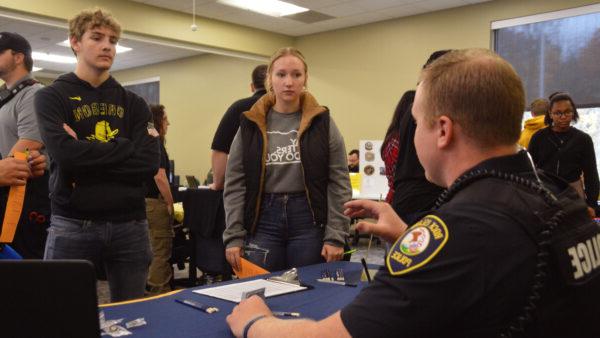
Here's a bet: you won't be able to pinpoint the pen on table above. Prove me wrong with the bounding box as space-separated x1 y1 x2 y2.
175 299 219 314
273 311 301 317
361 258 372 283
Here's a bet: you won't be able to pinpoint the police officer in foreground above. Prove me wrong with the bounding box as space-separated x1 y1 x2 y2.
226 49 600 338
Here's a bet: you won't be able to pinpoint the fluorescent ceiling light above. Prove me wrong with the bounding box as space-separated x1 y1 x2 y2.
217 0 309 17
32 66 43 72
32 52 77 64
57 40 132 54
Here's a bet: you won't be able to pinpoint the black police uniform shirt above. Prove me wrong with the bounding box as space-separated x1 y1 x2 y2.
340 152 600 338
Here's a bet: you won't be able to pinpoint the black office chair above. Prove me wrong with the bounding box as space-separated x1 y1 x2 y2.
182 189 232 285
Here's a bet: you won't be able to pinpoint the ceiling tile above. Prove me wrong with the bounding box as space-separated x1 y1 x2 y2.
129 0 495 36
286 0 348 10
195 2 238 17
351 0 418 11
415 0 468 11
318 2 367 17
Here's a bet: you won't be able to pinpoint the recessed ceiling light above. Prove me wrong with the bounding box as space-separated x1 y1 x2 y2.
32 52 77 64
57 40 132 54
217 0 309 17
32 66 43 72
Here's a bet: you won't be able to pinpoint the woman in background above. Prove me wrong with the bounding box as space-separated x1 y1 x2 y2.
145 104 175 295
223 47 351 272
529 92 599 218
381 90 415 204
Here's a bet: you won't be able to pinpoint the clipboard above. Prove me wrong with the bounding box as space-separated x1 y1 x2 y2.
192 278 309 303
0 152 27 243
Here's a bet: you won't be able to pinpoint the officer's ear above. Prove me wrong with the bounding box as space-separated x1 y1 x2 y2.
436 115 454 149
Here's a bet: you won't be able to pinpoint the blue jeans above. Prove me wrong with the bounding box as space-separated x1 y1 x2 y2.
246 193 324 272
44 215 152 302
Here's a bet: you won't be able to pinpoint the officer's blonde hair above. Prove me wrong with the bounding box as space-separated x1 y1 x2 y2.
419 49 525 148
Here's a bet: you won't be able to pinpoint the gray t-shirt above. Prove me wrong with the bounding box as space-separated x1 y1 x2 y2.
264 108 305 193
0 75 44 157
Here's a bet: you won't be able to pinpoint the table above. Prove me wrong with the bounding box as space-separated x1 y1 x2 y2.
101 261 371 338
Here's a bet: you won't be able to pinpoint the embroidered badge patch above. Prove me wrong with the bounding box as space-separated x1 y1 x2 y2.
387 215 449 276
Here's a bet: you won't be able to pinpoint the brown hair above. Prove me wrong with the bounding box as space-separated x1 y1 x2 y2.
149 104 167 144
252 64 267 90
419 49 525 148
529 98 550 117
69 8 121 49
265 47 308 92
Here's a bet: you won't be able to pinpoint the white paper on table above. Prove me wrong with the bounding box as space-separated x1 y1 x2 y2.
192 279 307 303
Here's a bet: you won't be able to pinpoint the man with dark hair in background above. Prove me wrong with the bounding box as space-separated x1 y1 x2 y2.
518 98 549 149
210 64 268 190
347 149 359 173
0 32 49 258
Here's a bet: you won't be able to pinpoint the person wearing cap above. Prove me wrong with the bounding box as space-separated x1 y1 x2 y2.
0 31 49 258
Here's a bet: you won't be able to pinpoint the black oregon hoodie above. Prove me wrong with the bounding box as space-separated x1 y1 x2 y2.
34 73 159 221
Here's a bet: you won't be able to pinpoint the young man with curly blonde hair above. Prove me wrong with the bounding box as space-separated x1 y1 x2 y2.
35 8 159 301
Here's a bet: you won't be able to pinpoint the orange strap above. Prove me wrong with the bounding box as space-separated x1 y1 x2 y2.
0 152 27 243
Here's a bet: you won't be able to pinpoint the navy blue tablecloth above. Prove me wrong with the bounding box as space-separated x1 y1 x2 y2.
101 261 375 338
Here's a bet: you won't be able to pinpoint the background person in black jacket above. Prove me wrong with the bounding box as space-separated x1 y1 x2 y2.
34 8 159 302
390 51 449 224
528 92 599 217
210 64 267 191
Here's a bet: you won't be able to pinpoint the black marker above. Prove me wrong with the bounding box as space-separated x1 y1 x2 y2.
361 258 372 283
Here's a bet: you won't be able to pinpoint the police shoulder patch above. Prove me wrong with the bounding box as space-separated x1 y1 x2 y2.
386 214 449 276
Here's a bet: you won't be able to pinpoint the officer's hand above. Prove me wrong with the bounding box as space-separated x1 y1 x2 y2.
27 150 46 178
321 243 343 262
344 200 408 243
226 246 244 272
0 157 30 186
227 295 273 338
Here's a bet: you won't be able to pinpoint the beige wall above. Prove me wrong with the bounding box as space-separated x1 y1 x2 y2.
0 0 292 57
295 0 599 154
113 54 262 179
71 0 600 178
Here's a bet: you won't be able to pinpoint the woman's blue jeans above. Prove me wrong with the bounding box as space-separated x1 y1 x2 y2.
246 193 324 272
